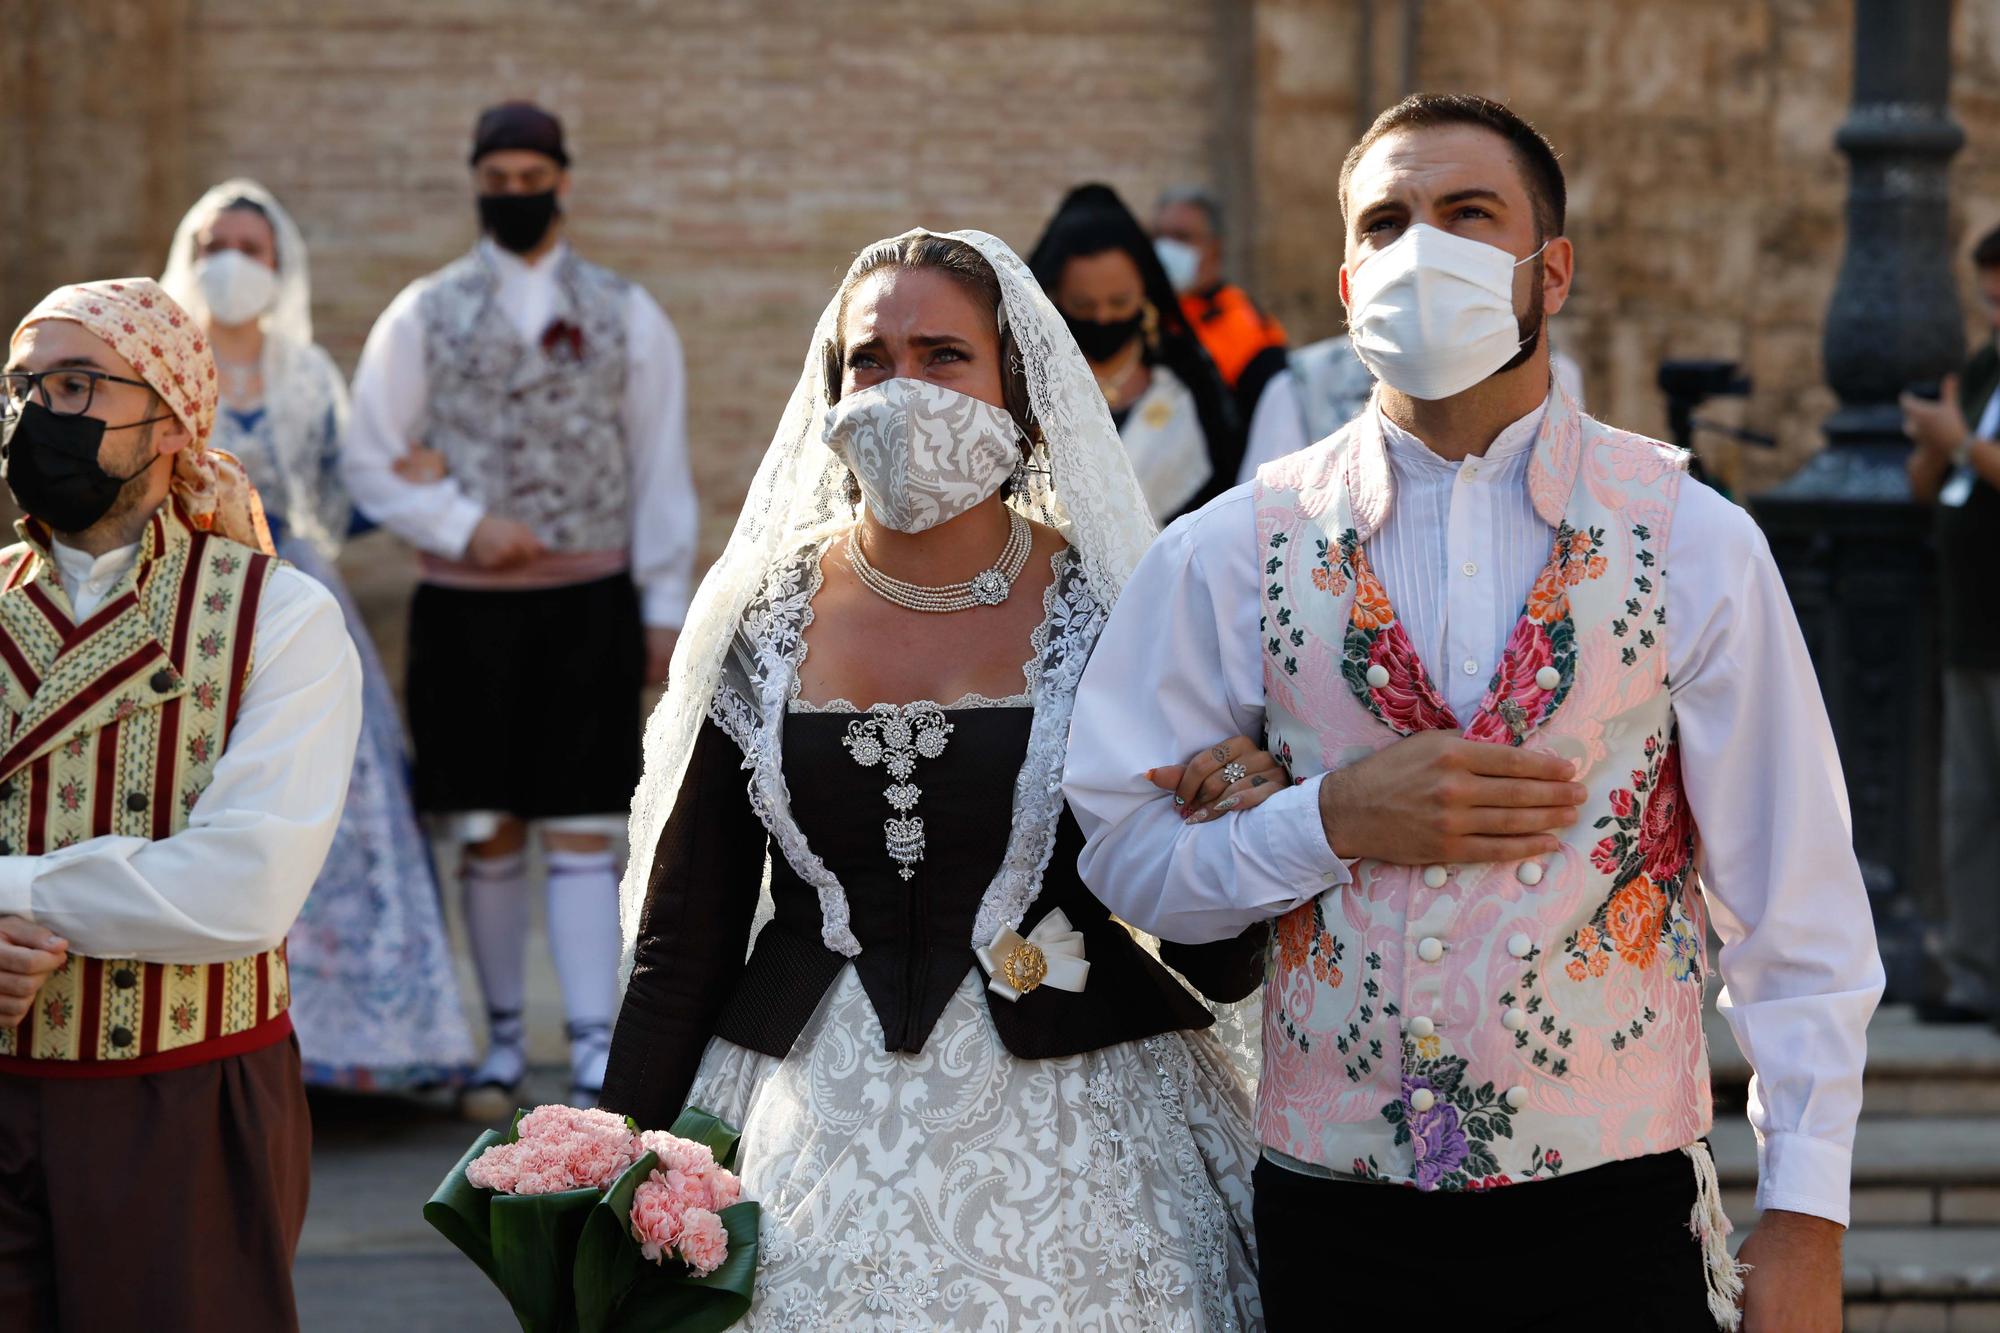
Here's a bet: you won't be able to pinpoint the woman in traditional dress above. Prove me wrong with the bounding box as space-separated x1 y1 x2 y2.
161 180 474 1090
1028 184 1246 526
602 230 1283 1330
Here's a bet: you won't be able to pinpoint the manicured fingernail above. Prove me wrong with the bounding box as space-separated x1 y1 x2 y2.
1187 809 1211 824
1212 795 1242 813
1145 768 1156 782
1172 795 1186 807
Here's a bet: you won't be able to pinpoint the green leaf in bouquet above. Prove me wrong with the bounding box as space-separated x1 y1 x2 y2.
594 1201 761 1333
666 1106 742 1169
574 1150 658 1333
421 1127 508 1282
489 1185 603 1333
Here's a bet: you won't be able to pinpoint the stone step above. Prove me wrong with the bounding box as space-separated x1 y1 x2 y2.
1844 1301 2000 1332
1823 1228 2000 1305
1710 1115 2000 1229
1707 1002 2000 1117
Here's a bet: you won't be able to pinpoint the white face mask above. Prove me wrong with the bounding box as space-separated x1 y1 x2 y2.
1154 237 1201 294
1345 224 1547 401
823 377 1022 533
193 249 279 328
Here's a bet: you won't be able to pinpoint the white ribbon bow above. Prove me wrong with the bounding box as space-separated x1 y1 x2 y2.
975 909 1090 1002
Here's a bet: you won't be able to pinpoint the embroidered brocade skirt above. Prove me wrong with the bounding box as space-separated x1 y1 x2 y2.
685 965 1263 1332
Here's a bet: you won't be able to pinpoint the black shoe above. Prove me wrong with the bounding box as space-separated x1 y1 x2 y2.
1916 999 1991 1024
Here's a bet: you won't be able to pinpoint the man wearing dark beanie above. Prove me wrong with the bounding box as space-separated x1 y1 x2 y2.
343 100 698 1114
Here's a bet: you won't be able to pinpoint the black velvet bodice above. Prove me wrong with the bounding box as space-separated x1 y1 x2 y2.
600 713 1267 1132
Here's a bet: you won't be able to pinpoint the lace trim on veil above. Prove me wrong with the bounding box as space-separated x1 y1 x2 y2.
621 228 1158 977
711 540 1100 958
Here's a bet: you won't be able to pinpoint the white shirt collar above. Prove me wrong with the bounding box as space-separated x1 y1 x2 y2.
479 236 569 281
1376 394 1551 474
50 538 137 588
50 538 139 618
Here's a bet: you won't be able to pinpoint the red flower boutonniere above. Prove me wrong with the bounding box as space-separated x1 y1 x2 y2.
540 318 585 363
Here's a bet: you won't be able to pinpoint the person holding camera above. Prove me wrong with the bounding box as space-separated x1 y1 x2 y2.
1905 224 2000 1028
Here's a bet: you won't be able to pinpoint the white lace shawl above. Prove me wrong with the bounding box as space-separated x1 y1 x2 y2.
620 228 1158 970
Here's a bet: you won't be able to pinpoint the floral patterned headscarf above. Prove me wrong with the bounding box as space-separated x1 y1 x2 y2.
11 278 273 554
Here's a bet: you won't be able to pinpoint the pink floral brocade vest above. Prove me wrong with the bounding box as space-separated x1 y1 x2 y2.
1251 385 1711 1191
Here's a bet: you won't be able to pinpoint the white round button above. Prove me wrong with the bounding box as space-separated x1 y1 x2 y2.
1462 659 1480 676
1517 861 1545 887
1461 562 1478 578
1365 663 1390 688
1417 936 1444 963
1505 1085 1529 1110
1422 864 1449 889
1507 932 1533 959
1535 666 1561 691
1409 1015 1436 1038
1502 1006 1528 1031
1409 1088 1436 1113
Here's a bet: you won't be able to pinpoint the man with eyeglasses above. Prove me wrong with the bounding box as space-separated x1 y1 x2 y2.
0 278 361 1330
342 101 697 1115
1904 223 2000 1030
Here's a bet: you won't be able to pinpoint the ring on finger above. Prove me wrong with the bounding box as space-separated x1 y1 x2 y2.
1220 761 1248 786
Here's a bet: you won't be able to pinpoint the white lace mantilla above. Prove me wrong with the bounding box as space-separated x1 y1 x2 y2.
711 541 1100 958
620 228 1159 973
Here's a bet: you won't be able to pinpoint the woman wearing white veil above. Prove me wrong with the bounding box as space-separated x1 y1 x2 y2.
161 181 474 1090
603 230 1280 1330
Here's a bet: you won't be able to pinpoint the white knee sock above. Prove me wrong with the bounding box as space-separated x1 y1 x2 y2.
462 849 530 1086
544 847 622 1094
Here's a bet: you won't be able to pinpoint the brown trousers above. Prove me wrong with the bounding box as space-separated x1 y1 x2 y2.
0 1035 311 1332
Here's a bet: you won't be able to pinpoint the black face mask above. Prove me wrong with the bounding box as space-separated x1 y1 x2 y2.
478 190 561 254
1064 310 1146 365
1 401 157 534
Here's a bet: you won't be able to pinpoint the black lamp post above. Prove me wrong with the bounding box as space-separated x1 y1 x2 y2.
1750 0 1964 1001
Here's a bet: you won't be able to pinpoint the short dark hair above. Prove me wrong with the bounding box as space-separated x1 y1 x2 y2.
1340 93 1566 241
1157 185 1223 238
822 233 1041 452
1974 224 2000 271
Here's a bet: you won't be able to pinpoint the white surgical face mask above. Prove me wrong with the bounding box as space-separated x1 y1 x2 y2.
1345 224 1547 401
1154 237 1201 294
193 249 279 328
823 377 1021 533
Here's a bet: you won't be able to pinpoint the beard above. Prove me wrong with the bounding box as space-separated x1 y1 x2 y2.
93 418 163 534
1495 255 1546 377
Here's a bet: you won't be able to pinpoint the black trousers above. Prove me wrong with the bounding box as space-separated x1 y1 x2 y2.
1254 1149 1719 1331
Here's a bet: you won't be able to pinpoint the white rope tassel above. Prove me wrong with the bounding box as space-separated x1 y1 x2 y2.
1683 1140 1747 1330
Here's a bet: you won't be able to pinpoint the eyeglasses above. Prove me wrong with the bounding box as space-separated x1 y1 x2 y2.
0 368 155 420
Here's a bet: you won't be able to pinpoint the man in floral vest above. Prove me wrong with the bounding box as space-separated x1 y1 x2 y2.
1067 94 1882 1332
0 279 360 1330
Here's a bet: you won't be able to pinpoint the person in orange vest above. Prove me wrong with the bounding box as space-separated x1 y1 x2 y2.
1154 186 1290 422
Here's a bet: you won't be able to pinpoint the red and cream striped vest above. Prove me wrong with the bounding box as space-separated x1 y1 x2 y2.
0 501 285 1077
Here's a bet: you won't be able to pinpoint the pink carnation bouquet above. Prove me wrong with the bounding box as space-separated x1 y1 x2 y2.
425 1104 758 1333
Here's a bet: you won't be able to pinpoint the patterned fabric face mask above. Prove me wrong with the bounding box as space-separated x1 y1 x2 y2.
822 377 1021 533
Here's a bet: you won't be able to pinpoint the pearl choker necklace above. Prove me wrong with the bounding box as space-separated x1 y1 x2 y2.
849 510 1031 614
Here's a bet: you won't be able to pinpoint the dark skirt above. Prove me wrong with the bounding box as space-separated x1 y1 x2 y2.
0 1036 312 1332
407 574 644 819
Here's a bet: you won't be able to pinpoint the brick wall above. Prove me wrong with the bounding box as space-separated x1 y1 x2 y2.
183 0 1238 556
5 0 2000 523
